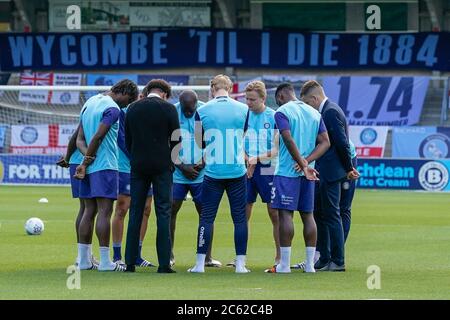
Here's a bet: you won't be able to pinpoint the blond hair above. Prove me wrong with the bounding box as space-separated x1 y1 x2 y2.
245 80 267 99
210 74 233 92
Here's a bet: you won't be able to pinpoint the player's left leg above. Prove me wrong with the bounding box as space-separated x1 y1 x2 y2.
96 197 123 271
226 175 250 273
112 194 130 264
267 204 281 265
74 199 85 265
300 213 317 273
255 169 280 265
75 199 84 244
135 195 155 267
226 175 256 268
274 209 294 273
189 176 224 273
190 183 222 267
78 198 98 270
298 177 317 273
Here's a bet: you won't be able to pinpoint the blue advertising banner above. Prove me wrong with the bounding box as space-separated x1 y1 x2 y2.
0 30 449 71
86 74 138 86
392 127 450 159
1 154 449 192
137 75 189 86
322 76 429 126
0 154 70 185
356 158 450 192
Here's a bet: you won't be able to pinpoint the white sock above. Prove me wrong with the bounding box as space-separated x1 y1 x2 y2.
305 247 316 266
314 251 320 264
235 255 250 273
235 255 245 268
277 247 291 272
87 244 92 259
305 247 316 273
196 253 206 267
188 254 206 272
78 243 90 268
99 247 113 268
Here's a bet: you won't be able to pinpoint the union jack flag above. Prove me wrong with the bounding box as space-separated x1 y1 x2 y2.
20 71 54 86
18 71 54 104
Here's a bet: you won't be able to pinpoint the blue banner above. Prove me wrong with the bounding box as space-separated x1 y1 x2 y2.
357 158 450 192
322 76 429 126
1 154 449 192
0 30 449 71
392 127 450 159
86 74 138 86
0 154 70 185
137 75 189 86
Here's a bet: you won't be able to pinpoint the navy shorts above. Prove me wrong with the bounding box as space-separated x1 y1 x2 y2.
79 169 118 200
173 182 202 204
247 164 274 204
118 172 153 197
270 175 315 213
69 164 80 199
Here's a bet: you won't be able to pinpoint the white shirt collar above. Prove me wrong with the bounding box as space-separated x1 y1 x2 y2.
147 93 161 98
319 97 328 113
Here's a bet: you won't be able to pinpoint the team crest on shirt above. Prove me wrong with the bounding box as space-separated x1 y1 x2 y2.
264 122 270 129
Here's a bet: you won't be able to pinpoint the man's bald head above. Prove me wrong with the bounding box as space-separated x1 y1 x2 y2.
179 90 199 118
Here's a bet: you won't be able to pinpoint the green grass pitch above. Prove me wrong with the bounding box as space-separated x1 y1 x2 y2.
0 186 449 300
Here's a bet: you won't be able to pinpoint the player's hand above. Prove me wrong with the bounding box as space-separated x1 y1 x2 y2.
247 163 256 179
346 168 360 180
56 156 70 168
181 165 199 180
293 163 302 172
299 157 308 168
303 167 319 181
193 162 205 171
74 164 86 180
247 156 258 166
294 157 309 173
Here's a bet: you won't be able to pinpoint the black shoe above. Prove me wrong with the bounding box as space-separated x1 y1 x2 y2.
125 264 135 272
314 260 330 271
157 266 176 273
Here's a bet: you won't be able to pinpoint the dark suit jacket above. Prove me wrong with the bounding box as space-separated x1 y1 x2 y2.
316 99 353 182
125 96 180 175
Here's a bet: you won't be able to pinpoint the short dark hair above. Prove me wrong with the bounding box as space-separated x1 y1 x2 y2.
111 79 139 101
143 79 172 98
275 83 294 97
300 80 322 97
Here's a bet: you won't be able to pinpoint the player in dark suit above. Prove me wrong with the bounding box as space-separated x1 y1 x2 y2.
124 79 180 273
300 80 359 272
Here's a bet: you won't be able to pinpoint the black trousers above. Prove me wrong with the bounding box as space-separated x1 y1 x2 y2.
314 178 345 266
340 157 357 243
125 169 173 268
